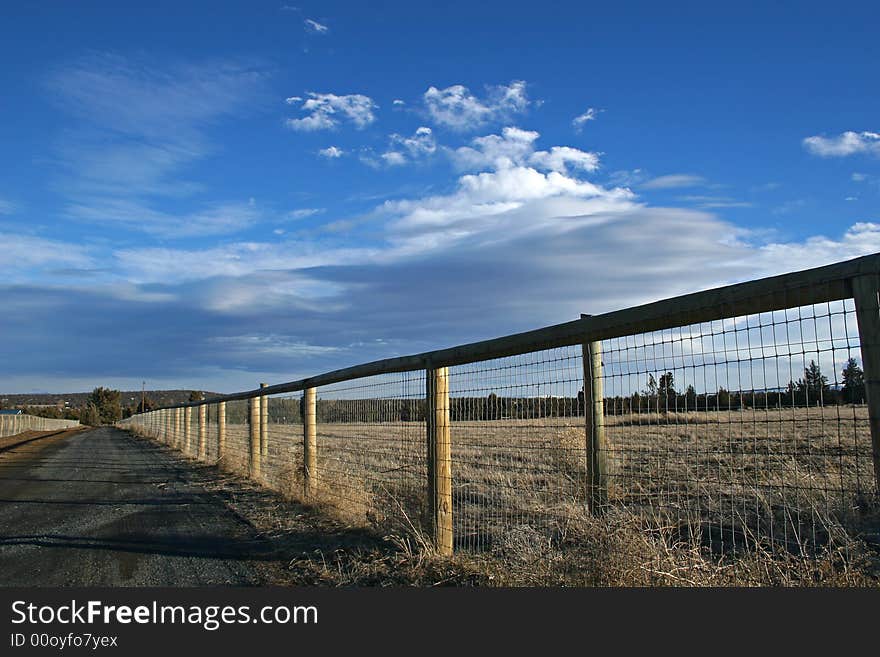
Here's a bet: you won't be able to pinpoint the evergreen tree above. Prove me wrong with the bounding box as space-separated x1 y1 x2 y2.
797 360 829 405
841 357 865 404
85 387 122 425
658 371 676 411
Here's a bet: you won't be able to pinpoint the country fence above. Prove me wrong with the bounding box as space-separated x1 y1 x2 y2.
0 414 79 438
119 253 880 576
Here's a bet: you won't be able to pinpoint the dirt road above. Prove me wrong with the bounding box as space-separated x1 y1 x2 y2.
0 427 297 586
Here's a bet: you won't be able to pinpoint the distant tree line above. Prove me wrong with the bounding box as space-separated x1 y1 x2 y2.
87 359 866 426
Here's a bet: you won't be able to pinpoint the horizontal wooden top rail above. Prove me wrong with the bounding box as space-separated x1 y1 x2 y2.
142 252 880 411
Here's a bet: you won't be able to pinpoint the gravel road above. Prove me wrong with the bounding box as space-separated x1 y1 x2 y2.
0 427 291 586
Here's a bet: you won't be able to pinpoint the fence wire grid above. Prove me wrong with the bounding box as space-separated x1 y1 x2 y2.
121 263 880 582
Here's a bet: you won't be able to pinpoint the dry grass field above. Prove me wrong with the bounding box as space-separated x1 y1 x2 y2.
128 403 880 585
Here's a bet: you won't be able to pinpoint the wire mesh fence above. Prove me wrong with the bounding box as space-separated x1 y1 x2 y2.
117 255 880 581
313 371 427 532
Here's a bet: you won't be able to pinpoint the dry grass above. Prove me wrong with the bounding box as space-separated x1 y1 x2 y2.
125 405 880 586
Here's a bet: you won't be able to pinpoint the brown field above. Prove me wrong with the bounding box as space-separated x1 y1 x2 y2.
128 404 880 585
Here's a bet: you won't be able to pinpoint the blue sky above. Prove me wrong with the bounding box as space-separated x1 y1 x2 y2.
1 1 878 394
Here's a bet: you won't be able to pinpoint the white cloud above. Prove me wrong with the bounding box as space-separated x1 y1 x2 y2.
851 172 880 188
803 131 880 157
530 146 600 173
47 54 266 236
286 92 378 131
66 199 261 238
381 151 407 166
640 174 707 190
449 126 599 174
287 208 325 220
772 198 809 215
392 99 405 106
363 127 439 168
115 241 379 284
0 199 17 215
304 18 329 33
0 233 94 280
383 126 437 164
572 107 599 131
676 195 752 209
423 81 529 130
210 334 339 357
318 145 345 158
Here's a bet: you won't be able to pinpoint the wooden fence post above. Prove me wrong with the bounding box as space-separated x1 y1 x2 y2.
184 407 192 455
198 404 207 460
303 388 317 498
853 274 880 493
427 366 453 555
249 395 261 479
175 408 182 449
218 401 226 460
260 383 269 460
582 331 608 513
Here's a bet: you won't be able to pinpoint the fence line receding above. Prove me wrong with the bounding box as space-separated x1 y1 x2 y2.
119 253 880 575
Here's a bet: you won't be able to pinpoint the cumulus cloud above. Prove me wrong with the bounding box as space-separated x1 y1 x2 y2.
450 127 599 174
286 92 378 131
803 131 880 157
318 145 345 158
423 81 529 130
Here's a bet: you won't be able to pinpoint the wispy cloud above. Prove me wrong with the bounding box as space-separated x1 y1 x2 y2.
803 131 880 157
0 198 17 215
65 198 261 238
676 195 752 209
640 174 707 190
286 208 325 220
852 172 880 189
572 107 600 131
304 18 329 34
46 53 268 237
377 127 437 166
285 92 378 131
0 233 94 282
772 198 809 215
423 81 529 131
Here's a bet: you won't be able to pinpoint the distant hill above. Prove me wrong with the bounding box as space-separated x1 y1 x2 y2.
0 390 222 410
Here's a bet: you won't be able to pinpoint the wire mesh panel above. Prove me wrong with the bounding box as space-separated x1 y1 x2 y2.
314 372 427 534
600 295 872 566
263 394 303 495
447 346 586 552
203 403 220 462
221 399 251 478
